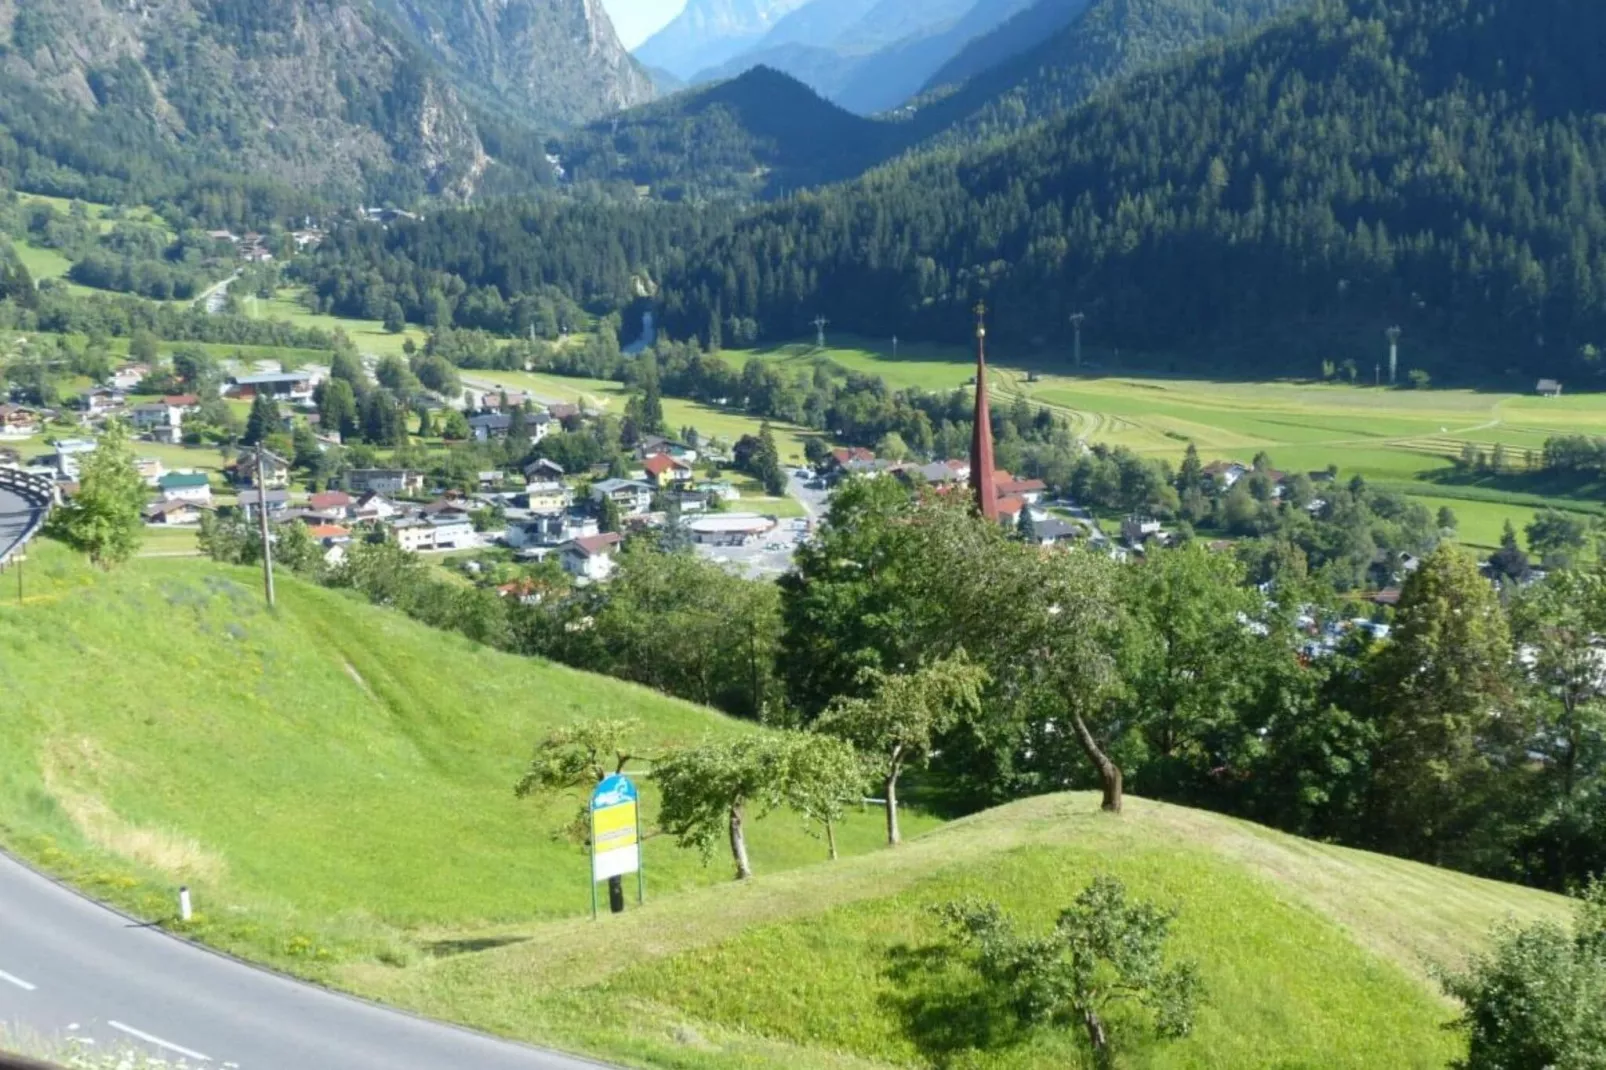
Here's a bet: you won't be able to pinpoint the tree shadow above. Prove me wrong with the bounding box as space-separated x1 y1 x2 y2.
422 935 531 958
880 940 1029 1066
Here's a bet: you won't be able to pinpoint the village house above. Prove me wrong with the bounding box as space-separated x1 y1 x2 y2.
230 449 291 490
238 489 291 522
135 457 166 487
547 403 581 424
110 364 150 391
1025 516 1083 547
83 387 126 418
560 532 624 582
0 404 42 436
51 439 99 480
524 458 566 488
391 518 436 553
1202 461 1249 490
346 469 425 497
590 478 654 516
307 490 354 517
229 371 315 402
643 453 695 489
506 511 599 549
351 491 399 522
130 396 196 444
1122 515 1166 547
143 500 211 526
427 513 476 550
523 484 571 514
1536 378 1564 398
996 473 1049 504
158 472 212 505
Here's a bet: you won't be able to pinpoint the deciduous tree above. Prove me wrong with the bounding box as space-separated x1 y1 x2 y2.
47 420 144 568
937 876 1201 1070
816 654 987 845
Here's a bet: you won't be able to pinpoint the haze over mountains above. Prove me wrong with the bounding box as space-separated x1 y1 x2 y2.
641 0 1050 114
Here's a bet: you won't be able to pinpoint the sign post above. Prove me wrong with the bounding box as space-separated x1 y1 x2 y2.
589 774 644 919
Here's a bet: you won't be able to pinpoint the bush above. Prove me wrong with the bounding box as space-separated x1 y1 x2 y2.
1444 881 1606 1069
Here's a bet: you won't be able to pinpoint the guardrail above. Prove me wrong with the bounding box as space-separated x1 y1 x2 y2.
0 464 55 570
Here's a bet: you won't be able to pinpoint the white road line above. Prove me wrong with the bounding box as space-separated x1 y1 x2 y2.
0 968 36 991
107 1021 212 1062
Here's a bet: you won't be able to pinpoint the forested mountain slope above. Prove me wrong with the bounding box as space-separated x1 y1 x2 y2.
0 0 646 206
920 0 1094 95
904 0 1306 146
557 66 889 200
659 0 1606 382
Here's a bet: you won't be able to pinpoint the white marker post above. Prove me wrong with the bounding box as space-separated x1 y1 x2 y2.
178 886 192 922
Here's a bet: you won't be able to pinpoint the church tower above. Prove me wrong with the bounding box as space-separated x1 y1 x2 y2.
969 302 998 521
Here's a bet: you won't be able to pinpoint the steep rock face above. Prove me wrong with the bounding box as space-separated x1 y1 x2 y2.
0 0 490 200
381 0 654 124
633 0 810 81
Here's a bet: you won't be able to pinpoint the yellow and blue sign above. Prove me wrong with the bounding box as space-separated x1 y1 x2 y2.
590 774 641 883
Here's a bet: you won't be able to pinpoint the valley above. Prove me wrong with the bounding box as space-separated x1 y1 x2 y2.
3 0 1605 1067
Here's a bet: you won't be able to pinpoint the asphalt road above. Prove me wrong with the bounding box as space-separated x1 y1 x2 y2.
0 853 606 1069
0 485 45 565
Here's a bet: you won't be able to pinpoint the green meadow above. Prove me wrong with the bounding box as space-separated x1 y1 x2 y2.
740 337 1606 548
0 545 931 980
0 544 1572 1069
354 793 1564 1069
241 287 429 358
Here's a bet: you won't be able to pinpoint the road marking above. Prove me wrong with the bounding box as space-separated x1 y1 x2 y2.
0 968 36 991
107 1021 211 1062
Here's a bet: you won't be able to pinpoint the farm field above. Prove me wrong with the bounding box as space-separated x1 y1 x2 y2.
0 545 936 983
740 338 1606 546
461 368 820 464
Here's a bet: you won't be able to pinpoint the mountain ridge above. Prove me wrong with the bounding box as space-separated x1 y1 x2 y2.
0 0 649 204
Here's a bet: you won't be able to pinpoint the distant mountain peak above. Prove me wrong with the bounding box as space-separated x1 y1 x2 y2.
634 0 813 80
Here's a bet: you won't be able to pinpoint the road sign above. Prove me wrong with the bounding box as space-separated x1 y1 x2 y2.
589 774 644 916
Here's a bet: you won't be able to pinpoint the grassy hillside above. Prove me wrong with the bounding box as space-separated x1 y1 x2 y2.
351 792 1567 1069
0 543 930 977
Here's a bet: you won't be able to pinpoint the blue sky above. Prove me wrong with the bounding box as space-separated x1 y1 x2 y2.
602 0 687 50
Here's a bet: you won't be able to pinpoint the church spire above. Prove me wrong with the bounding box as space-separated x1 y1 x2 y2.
969 301 998 521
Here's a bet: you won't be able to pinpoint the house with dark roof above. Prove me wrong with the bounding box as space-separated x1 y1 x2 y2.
1537 378 1564 397
590 478 654 516
560 532 624 582
230 449 291 490
238 489 292 522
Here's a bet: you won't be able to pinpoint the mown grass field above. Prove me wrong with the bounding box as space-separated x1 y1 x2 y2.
0 544 932 981
740 337 1606 548
242 288 428 358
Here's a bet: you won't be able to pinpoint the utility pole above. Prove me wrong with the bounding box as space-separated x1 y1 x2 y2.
1386 325 1401 386
812 315 829 349
1070 311 1086 370
891 335 899 359
256 443 276 609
